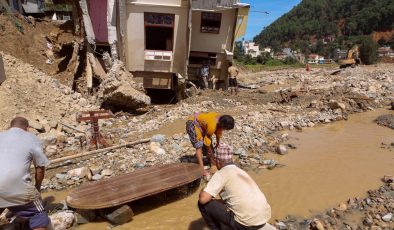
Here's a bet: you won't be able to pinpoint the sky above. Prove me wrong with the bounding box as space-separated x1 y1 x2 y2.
240 0 302 41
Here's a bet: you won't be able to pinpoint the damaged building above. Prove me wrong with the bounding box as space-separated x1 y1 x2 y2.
122 0 249 92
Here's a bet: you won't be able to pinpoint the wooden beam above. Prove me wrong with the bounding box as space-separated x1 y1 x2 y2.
50 138 150 165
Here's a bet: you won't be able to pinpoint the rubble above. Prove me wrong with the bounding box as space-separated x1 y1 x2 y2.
97 60 151 111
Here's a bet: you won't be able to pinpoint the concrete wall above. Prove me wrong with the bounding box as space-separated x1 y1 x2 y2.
190 9 236 53
87 0 108 43
129 0 187 7
125 1 188 76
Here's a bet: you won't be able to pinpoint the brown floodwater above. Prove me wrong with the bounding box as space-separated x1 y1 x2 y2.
44 109 394 229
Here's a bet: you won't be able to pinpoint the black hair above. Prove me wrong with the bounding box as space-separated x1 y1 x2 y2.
218 115 235 130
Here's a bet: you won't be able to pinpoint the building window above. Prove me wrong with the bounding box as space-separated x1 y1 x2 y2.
144 13 174 51
201 12 221 34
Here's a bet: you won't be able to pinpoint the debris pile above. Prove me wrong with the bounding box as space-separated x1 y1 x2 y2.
97 60 151 111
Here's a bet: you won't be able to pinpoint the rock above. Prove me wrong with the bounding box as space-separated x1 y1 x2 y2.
55 173 67 180
49 211 75 230
97 60 150 110
310 218 325 230
38 132 57 145
275 221 287 229
92 174 103 181
78 98 88 107
383 175 394 183
89 165 103 175
104 205 134 225
67 167 91 180
101 169 113 177
242 126 253 133
276 145 288 155
149 142 166 155
29 120 44 132
74 210 96 224
45 145 57 157
328 100 346 111
335 203 347 211
151 134 166 143
382 213 392 222
234 148 246 156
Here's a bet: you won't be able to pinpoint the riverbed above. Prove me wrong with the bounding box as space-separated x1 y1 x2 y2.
44 109 394 229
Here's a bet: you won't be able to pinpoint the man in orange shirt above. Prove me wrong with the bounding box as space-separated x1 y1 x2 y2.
186 112 235 177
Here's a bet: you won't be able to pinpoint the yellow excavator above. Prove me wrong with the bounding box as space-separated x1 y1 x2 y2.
338 45 361 68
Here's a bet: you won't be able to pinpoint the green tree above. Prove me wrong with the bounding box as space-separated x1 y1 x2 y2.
359 37 378 65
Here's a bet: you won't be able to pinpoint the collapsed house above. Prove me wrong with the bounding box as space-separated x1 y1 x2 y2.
125 0 249 92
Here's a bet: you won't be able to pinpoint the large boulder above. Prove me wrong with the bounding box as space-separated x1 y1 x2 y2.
97 61 150 110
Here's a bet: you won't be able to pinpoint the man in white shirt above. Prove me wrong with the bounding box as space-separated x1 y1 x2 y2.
198 143 276 230
0 117 50 230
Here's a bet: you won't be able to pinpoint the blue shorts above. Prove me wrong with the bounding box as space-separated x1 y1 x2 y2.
2 199 50 229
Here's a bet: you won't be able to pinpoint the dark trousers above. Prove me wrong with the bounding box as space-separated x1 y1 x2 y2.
198 200 265 230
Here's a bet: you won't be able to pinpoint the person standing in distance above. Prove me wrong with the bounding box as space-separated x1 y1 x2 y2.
228 62 239 95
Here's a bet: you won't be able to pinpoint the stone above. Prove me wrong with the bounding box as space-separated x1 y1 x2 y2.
55 173 67 180
67 167 91 180
335 203 347 211
101 169 113 177
89 165 103 175
97 60 150 110
151 134 166 143
92 174 103 181
383 175 394 183
74 210 96 224
276 145 288 155
38 132 57 145
242 126 253 133
29 120 44 132
382 213 392 222
45 145 57 157
49 211 75 230
104 205 134 225
149 142 166 155
234 148 246 156
310 218 325 230
275 221 287 230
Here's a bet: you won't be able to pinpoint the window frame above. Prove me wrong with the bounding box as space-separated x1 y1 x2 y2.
200 12 222 34
144 12 175 52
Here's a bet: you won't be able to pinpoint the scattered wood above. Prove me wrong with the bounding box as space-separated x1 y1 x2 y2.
346 96 375 101
0 54 6 84
268 108 287 113
50 138 150 165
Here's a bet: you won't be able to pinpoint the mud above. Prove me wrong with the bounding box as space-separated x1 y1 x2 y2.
42 109 394 229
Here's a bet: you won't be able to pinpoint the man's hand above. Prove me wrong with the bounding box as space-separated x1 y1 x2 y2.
35 166 46 192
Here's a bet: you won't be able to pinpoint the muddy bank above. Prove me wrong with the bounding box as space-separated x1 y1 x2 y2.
375 114 394 129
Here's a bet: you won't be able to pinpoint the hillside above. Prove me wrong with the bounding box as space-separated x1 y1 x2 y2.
254 0 394 52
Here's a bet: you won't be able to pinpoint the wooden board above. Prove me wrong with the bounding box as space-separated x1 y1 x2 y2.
66 163 202 209
0 54 6 84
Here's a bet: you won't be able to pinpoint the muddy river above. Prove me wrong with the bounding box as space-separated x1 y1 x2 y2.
45 109 394 229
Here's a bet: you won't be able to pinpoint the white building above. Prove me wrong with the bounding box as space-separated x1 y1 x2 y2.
242 41 261 58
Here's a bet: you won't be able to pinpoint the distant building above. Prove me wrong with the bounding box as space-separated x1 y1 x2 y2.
262 47 271 53
242 41 261 58
274 52 288 60
378 47 394 58
308 54 319 64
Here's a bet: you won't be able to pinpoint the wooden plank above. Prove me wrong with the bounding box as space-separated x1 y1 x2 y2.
66 163 202 209
0 54 5 84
